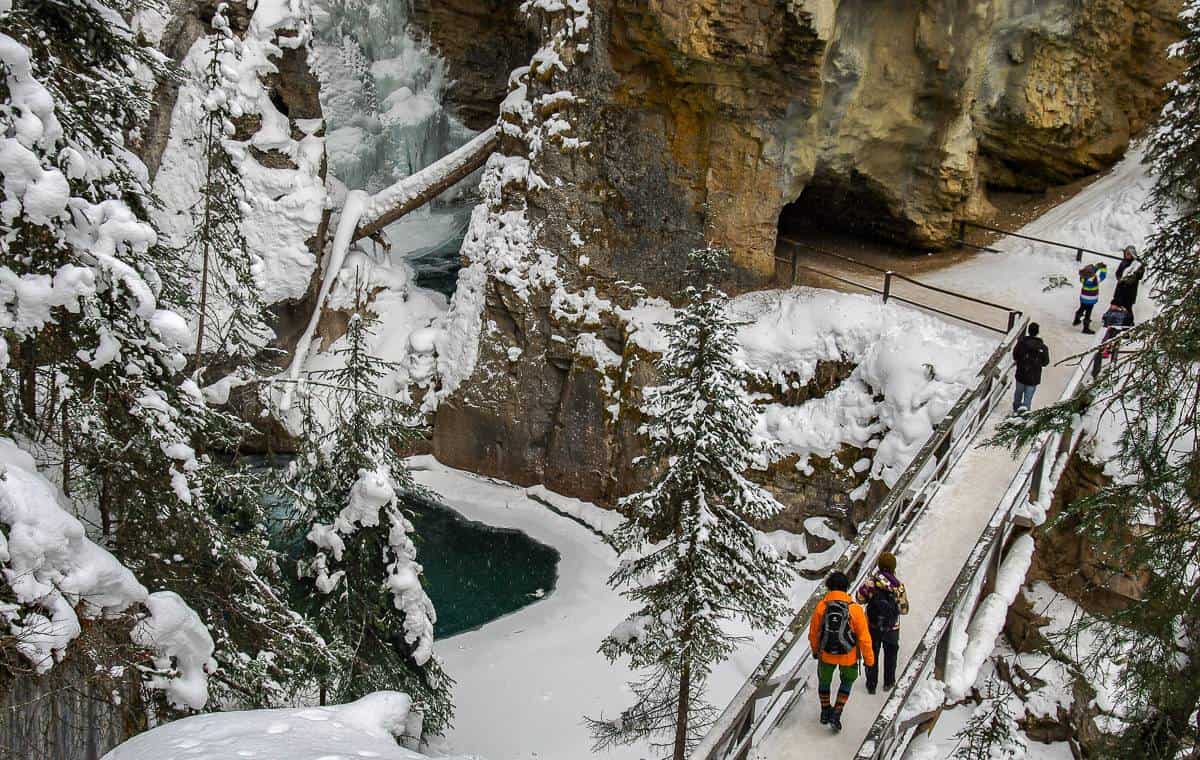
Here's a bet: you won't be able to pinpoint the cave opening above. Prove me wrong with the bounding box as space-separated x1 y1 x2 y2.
777 172 902 249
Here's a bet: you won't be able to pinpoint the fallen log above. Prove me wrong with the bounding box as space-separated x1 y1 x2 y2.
352 126 500 243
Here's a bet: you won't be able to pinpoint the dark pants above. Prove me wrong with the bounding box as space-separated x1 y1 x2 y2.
865 629 899 690
1074 302 1095 327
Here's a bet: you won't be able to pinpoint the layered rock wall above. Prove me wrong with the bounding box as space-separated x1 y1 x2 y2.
414 0 1181 523
420 0 1181 270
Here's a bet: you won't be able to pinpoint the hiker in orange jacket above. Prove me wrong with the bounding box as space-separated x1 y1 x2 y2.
809 571 875 732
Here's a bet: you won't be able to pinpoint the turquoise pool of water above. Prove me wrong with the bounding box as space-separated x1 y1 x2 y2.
405 493 559 638
257 460 558 638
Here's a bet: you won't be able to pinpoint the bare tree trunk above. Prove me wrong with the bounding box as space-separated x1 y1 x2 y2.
674 650 692 760
61 402 71 496
19 336 36 420
99 470 112 539
193 108 218 369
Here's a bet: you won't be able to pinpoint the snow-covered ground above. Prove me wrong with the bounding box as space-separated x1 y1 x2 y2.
410 456 821 760
926 149 1159 338
103 692 479 760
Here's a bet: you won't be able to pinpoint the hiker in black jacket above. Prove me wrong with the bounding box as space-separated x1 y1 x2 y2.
1012 322 1050 413
1112 258 1144 322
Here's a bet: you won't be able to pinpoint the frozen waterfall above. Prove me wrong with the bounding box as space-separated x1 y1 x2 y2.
311 0 476 295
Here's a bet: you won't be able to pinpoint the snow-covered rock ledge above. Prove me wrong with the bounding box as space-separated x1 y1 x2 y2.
102 692 480 760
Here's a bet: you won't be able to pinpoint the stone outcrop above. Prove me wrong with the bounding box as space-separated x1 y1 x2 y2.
409 0 539 131
418 0 1181 520
142 1 330 372
418 0 1181 273
1024 452 1149 615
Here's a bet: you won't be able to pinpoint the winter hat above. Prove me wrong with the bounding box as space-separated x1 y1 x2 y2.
1123 245 1137 257
878 552 897 573
1028 322 1040 337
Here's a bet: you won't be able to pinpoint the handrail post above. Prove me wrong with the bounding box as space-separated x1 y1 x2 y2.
1007 310 1018 332
1075 247 1084 263
883 271 893 303
790 247 798 286
956 219 966 244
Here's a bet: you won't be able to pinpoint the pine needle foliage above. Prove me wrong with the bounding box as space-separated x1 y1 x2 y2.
188 5 272 372
990 5 1200 755
282 295 453 738
589 249 794 760
1 0 331 718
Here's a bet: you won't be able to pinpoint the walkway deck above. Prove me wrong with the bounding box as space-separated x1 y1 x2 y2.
758 219 1113 758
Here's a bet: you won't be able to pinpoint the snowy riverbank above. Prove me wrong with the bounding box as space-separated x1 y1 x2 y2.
410 457 822 760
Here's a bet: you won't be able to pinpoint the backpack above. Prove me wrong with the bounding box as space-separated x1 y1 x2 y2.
819 600 857 656
867 585 901 633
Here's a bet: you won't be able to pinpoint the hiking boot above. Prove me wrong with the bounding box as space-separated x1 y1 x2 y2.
1083 326 1096 335
830 710 843 732
1072 314 1082 326
883 681 895 692
866 684 876 695
819 706 831 725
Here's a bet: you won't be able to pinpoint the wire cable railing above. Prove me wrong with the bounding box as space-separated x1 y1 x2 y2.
775 239 1022 334
954 220 1124 263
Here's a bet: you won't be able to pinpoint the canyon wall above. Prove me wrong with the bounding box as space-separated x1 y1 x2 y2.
422 0 1181 271
411 0 1180 524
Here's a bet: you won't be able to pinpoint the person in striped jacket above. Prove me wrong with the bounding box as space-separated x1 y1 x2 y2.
1073 262 1108 334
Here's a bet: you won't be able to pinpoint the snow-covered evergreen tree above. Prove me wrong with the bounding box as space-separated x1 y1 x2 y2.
282 297 452 738
0 0 331 717
992 4 1200 755
187 4 272 372
589 248 793 760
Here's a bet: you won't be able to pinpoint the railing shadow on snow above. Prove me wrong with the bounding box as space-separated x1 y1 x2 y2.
691 307 1029 760
851 352 1096 760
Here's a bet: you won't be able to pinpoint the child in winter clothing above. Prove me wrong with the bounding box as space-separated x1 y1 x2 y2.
809 571 874 732
1073 262 1108 334
856 552 910 694
1100 302 1134 360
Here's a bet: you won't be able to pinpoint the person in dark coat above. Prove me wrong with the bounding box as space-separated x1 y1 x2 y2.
1112 259 1144 321
1115 245 1138 280
1012 322 1050 413
856 552 909 695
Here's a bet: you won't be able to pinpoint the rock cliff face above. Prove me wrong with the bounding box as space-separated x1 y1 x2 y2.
142 0 329 367
421 0 1181 266
381 0 1185 536
418 0 1180 520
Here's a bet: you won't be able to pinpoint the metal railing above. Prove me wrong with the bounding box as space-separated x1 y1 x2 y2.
691 316 1028 760
955 220 1123 263
776 240 1021 334
851 354 1095 760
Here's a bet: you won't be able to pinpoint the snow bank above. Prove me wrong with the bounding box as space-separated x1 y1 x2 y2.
102 692 475 760
734 289 994 485
0 438 213 707
943 534 1035 699
153 2 326 312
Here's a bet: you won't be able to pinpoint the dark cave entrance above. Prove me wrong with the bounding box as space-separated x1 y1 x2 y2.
777 171 905 247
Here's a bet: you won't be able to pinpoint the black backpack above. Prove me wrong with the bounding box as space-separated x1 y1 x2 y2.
867 585 901 633
819 600 857 655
